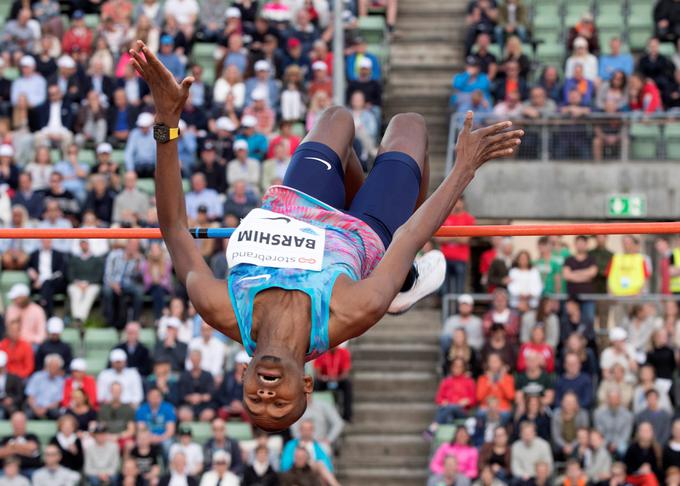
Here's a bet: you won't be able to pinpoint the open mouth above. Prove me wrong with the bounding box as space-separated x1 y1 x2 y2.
258 373 281 385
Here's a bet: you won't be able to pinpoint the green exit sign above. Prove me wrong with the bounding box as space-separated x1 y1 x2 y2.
607 194 646 218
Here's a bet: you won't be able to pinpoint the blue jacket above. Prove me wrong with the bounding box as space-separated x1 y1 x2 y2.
244 78 280 110
236 133 268 162
157 53 185 81
346 52 381 81
280 439 333 472
451 71 491 109
554 372 593 409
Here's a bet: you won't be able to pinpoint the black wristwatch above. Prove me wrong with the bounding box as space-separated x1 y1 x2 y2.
153 123 180 143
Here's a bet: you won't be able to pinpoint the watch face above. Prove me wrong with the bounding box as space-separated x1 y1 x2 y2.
154 125 169 143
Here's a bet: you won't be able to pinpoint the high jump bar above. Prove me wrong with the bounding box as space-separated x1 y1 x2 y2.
4 222 680 239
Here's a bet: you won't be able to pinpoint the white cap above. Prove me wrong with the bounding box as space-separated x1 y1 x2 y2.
212 450 231 464
241 115 257 128
109 348 127 363
254 59 270 72
225 6 241 18
96 142 113 154
233 139 249 151
136 112 155 128
0 351 8 368
216 116 236 132
164 317 181 329
251 89 266 101
359 57 373 69
46 317 64 334
457 294 474 306
57 55 76 69
0 144 14 157
609 327 628 341
235 350 251 364
312 60 328 71
70 358 86 372
7 283 30 300
573 36 588 49
19 55 36 68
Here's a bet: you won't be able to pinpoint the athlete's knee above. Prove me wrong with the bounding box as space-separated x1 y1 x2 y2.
320 105 353 126
389 112 427 133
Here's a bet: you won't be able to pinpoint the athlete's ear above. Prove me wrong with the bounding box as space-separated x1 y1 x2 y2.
303 375 314 394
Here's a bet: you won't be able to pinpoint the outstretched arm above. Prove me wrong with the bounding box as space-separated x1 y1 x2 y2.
336 112 523 341
129 41 240 342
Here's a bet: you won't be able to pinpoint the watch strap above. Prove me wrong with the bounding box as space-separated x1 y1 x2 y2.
168 127 180 141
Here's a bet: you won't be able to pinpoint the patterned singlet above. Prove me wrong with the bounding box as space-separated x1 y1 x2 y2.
227 185 385 361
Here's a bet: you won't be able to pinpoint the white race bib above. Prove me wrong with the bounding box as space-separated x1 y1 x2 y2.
227 208 325 271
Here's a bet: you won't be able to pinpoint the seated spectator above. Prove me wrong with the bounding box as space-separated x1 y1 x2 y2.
517 325 554 374
280 421 336 484
624 422 663 485
236 115 268 162
112 171 150 224
244 60 279 109
514 393 551 443
596 70 628 112
213 65 245 108
32 444 80 486
49 414 83 472
97 349 144 406
312 346 353 422
492 90 522 117
425 358 476 438
66 239 105 324
519 297 559 348
102 239 144 329
428 455 471 486
646 328 675 386
267 121 301 159
61 358 97 410
482 288 520 340
464 0 498 55
158 297 193 344
34 317 72 372
495 0 528 47
153 319 188 372
566 37 599 82
663 419 680 474
594 389 633 457
624 304 656 355
599 37 634 81
84 170 116 225
169 425 204 478
0 145 18 192
129 427 162 485
25 354 64 420
291 393 344 458
0 352 23 420
0 411 41 473
243 445 279 486
261 141 290 192
636 388 672 445
11 56 46 109
278 447 322 486
33 85 75 154
451 56 491 112
11 173 44 221
0 204 34 271
510 422 553 482
5 283 46 348
562 65 595 107
481 324 516 372
655 0 680 42
308 61 333 99
135 388 176 454
156 34 184 81
551 392 590 460
83 424 119 486
507 250 543 308
556 89 592 159
430 426 478 480
555 352 593 409
0 318 33 380
349 90 378 160
227 141 261 193
601 327 638 382
345 37 380 81
597 362 633 409
124 113 156 177
515 347 555 410
194 142 227 194
177 348 215 422
586 429 612 484
186 323 225 380
664 68 680 109
216 350 247 420
112 321 153 377
501 37 531 80
65 387 97 432
159 450 198 486
559 301 595 351
0 456 29 486
478 425 511 478
96 382 135 443
200 449 239 486
639 37 675 95
346 59 383 112
185 172 223 222
628 74 664 114
442 295 484 355
476 353 514 419
41 172 81 224
53 144 90 202
567 13 600 55
203 418 243 475
76 89 109 147
537 66 562 104
106 88 139 145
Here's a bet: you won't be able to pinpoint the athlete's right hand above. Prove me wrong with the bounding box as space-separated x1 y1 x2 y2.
129 40 194 127
454 111 524 172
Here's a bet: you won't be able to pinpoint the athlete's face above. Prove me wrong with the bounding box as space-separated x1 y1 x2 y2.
243 354 313 431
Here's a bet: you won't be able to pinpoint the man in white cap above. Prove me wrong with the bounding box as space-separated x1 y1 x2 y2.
97 348 144 406
245 59 279 109
62 357 97 409
34 316 73 371
242 89 275 135
441 294 483 352
5 283 46 348
600 327 639 382
0 350 24 419
309 60 332 98
51 55 82 102
200 449 239 486
346 36 380 81
124 112 157 177
11 55 45 108
227 139 260 192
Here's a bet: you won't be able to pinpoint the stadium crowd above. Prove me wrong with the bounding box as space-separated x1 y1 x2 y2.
430 196 680 486
0 0 381 483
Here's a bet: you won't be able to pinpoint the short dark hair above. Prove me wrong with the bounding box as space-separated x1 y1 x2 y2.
575 235 588 243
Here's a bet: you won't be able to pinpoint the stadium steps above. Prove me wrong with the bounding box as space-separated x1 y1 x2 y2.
337 308 440 486
383 0 466 190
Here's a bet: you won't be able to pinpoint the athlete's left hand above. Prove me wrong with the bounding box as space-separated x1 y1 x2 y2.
454 111 524 172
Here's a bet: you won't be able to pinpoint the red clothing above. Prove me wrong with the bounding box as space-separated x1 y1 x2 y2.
434 374 476 407
440 212 476 262
313 348 351 379
479 248 496 277
62 27 94 56
516 342 555 373
0 338 34 379
629 80 663 114
61 375 98 409
266 134 301 158
476 373 515 411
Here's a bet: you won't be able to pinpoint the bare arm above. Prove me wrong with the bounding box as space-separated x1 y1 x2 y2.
129 41 240 342
334 113 522 341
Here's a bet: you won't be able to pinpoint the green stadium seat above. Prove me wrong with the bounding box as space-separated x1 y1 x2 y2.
664 123 680 159
3 67 19 81
50 149 62 163
660 42 676 57
628 30 651 51
79 150 97 167
27 420 57 445
597 10 624 31
313 391 335 406
630 123 661 160
367 44 389 67
111 150 125 164
0 271 30 307
84 13 99 29
358 15 386 44
137 178 155 195
537 42 564 65
83 328 119 352
0 420 11 438
139 327 156 349
533 6 560 29
433 424 456 450
84 354 109 375
291 123 306 137
628 5 653 29
62 328 82 355
227 421 253 441
186 421 212 444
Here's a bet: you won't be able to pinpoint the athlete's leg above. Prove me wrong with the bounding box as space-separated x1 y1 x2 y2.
283 106 364 209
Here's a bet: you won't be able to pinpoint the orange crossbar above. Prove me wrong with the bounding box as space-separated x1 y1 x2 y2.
3 222 680 239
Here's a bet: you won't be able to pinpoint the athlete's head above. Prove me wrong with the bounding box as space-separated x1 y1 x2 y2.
242 351 313 432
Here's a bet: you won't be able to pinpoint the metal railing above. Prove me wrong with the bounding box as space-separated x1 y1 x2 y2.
445 112 680 173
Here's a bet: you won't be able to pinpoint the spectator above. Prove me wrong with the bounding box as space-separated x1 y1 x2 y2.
597 362 634 409
308 61 332 99
481 323 515 371
345 37 380 82
261 140 290 191
227 140 261 193
555 352 593 409
556 89 592 159
135 387 176 454
0 411 41 473
636 388 672 445
10 56 46 109
153 319 188 372
428 455 471 486
237 114 268 162
646 328 675 386
34 317 72 371
628 74 663 114
0 318 34 380
601 327 638 382
278 447 321 486
430 426 478 480
42 172 81 224
280 421 336 484
223 179 258 219
112 171 150 224
112 321 153 377
216 350 248 420
53 145 90 202
551 392 590 460
243 445 278 486
594 389 634 457
566 38 599 82
500 37 531 80
599 37 634 81
486 238 513 293
159 451 198 486
61 358 97 410
624 422 662 485
245 60 279 109
451 56 491 112
291 393 344 457
194 142 227 194
186 323 225 379
495 0 528 46
96 381 135 443
5 283 46 348
156 35 184 81
84 172 116 225
312 345 352 421
102 239 144 329
0 352 23 420
510 421 553 481
442 295 484 354
96 349 144 406
66 239 105 324
625 304 657 354
169 425 204 478
25 353 65 419
213 65 245 108
107 88 139 145
562 64 596 107
200 449 239 486
507 250 543 309
519 297 559 349
516 325 554 373
32 444 80 486
482 288 520 340
639 37 675 94
663 419 680 474
0 456 29 486
49 414 83 472
464 0 498 55
539 66 562 104
203 418 243 475
223 33 249 75
177 348 215 422
185 172 223 221
33 85 75 153
476 353 514 417
12 173 44 221
567 13 600 55
65 386 97 432
0 206 36 271
515 347 555 411
158 298 193 343
596 70 628 113
129 427 162 485
563 235 597 321
586 429 612 484
124 112 156 177
656 0 680 42
83 424 119 486
346 58 383 114
438 197 476 296
25 240 66 318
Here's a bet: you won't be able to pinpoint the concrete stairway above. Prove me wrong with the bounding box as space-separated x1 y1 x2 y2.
337 308 441 485
384 0 468 186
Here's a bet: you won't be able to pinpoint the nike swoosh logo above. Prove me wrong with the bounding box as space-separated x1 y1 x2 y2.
238 274 272 284
305 156 332 171
261 216 291 223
